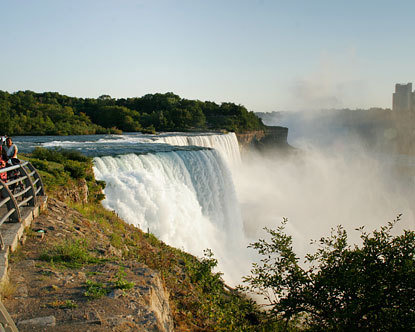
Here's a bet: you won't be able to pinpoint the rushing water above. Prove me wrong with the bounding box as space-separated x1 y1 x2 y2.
93 150 246 280
16 132 241 166
13 130 415 284
15 132 249 282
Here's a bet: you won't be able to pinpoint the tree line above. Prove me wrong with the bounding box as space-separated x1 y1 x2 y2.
0 90 264 135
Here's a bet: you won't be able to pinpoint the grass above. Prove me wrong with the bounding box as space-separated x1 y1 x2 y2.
84 267 135 300
39 238 102 268
113 267 135 290
9 245 26 264
24 227 38 238
84 280 109 299
47 299 78 309
0 280 17 299
110 233 123 249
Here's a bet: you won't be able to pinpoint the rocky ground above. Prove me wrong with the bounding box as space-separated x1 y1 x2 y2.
3 198 174 332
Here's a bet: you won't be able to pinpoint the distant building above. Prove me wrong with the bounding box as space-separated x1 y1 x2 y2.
393 83 415 112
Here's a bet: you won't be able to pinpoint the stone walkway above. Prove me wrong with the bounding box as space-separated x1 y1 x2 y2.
0 196 47 332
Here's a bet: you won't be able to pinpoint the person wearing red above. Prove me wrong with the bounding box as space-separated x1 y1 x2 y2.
0 145 7 183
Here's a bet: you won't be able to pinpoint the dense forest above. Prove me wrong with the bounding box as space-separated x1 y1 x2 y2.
0 90 264 135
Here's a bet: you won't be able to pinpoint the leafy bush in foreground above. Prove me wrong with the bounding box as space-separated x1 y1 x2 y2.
244 216 415 331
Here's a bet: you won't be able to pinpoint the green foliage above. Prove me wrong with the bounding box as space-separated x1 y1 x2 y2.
30 147 90 182
95 180 106 189
83 268 134 300
182 249 262 331
27 157 69 190
47 299 78 309
113 267 135 290
0 89 264 134
84 279 109 299
244 216 415 331
63 159 86 179
31 147 89 164
26 147 107 202
187 249 223 292
110 233 123 248
40 238 101 268
59 149 89 162
31 147 66 163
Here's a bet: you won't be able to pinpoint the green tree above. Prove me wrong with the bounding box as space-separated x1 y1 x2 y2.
0 89 265 135
244 216 415 331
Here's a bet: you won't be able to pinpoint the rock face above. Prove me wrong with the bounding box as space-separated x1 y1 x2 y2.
236 126 289 152
148 275 174 332
55 179 89 203
235 131 265 152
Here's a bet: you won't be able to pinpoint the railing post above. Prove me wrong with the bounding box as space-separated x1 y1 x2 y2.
26 162 45 196
16 165 36 206
0 179 21 223
0 300 19 331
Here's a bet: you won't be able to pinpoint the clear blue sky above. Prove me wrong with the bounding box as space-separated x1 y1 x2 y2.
1 0 414 111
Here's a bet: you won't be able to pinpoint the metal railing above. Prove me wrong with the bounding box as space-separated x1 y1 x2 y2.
0 161 45 249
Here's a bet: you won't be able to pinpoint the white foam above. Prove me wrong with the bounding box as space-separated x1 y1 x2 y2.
93 149 248 284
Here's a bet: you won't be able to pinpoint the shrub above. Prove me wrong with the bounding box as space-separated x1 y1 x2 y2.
60 149 89 162
186 249 223 292
31 147 64 163
31 147 89 163
244 216 415 331
63 159 86 179
95 180 106 189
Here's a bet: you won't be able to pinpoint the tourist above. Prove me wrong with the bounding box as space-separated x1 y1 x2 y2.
0 134 6 147
0 145 7 183
4 137 19 165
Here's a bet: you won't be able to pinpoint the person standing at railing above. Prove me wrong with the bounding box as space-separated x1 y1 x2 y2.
4 137 19 166
0 135 6 160
0 146 5 200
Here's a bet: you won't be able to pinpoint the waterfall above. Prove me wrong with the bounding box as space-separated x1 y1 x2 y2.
35 132 242 167
155 132 241 166
93 149 246 282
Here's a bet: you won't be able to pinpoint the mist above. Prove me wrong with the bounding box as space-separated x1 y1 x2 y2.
234 111 415 261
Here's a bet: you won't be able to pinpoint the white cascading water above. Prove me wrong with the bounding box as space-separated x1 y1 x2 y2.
93 145 247 283
155 132 241 166
40 132 241 167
